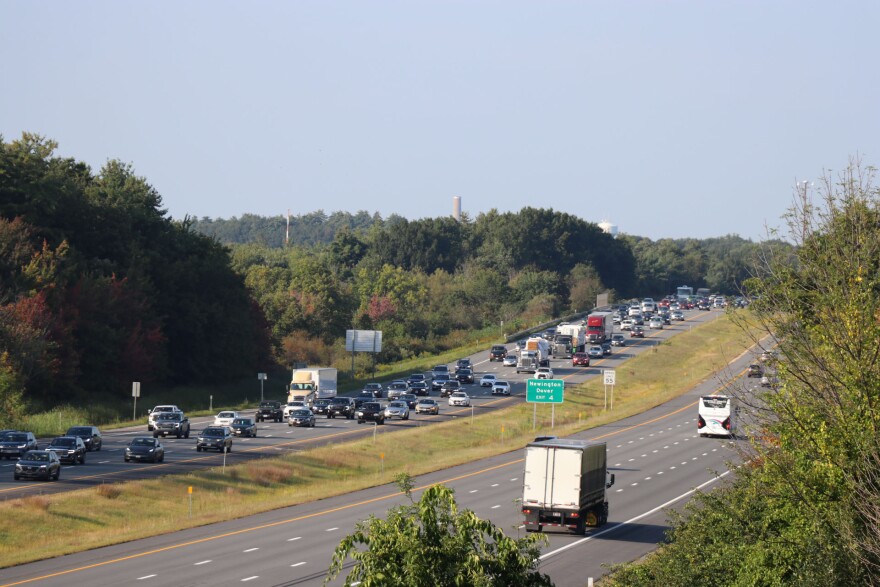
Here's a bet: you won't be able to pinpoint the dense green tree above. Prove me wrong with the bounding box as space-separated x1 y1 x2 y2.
326 475 553 587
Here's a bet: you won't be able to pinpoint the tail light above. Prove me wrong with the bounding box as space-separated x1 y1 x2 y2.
697 415 706 429
522 508 532 514
723 417 731 430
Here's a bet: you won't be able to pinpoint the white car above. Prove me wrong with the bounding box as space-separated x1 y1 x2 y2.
283 401 306 418
536 367 554 379
649 317 664 329
620 319 634 331
383 401 410 420
502 354 517 367
213 411 239 427
480 374 497 387
492 381 511 395
448 392 471 407
588 346 604 358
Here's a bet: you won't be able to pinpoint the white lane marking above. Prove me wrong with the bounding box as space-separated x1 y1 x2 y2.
645 477 652 480
663 445 669 449
491 505 501 509
681 462 687 465
194 560 212 566
469 489 478 493
641 454 647 458
540 471 732 562
613 463 621 467
702 452 708 456
616 488 623 492
287 537 301 542
491 483 499 487
326 527 339 532
652 450 658 453
291 562 306 567
692 457 698 460
670 466 676 470
241 577 259 582
99 460 110 464
243 547 259 552
657 471 664 475
137 575 156 580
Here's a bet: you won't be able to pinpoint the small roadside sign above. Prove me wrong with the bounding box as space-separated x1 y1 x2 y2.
603 370 616 385
526 379 564 404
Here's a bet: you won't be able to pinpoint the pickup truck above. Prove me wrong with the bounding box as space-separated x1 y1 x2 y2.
255 401 284 423
152 412 191 438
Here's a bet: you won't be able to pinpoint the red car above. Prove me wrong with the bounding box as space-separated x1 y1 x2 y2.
572 352 590 366
630 326 645 338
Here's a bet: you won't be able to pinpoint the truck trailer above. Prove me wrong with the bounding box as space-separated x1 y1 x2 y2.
522 438 614 534
289 368 338 404
556 323 586 353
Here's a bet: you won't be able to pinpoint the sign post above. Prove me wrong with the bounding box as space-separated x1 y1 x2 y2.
603 369 616 410
258 373 267 402
131 382 141 421
526 379 565 429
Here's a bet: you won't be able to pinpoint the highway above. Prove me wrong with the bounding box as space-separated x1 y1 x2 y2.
0 308 754 587
0 310 720 502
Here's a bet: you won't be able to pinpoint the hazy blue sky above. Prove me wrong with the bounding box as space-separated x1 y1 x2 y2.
3 1 878 240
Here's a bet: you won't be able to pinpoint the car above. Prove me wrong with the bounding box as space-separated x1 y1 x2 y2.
659 313 671 325
196 427 233 452
611 334 626 347
387 381 408 400
147 405 181 431
601 342 612 356
431 365 449 378
327 397 356 419
761 374 778 388
455 368 475 384
489 345 508 361
448 392 471 407
153 411 191 438
648 317 664 329
588 345 604 358
284 400 307 418
398 393 419 409
432 374 451 392
255 401 284 422
671 310 685 321
14 450 61 481
760 350 778 363
480 374 497 387
415 398 440 415
630 326 645 338
384 401 410 420
454 358 472 373
230 417 257 437
747 364 764 378
47 436 87 464
536 367 554 379
363 383 384 398
353 396 372 409
698 301 711 311
406 373 427 387
356 402 386 425
572 352 590 366
214 411 239 427
0 431 37 459
124 437 165 463
620 319 634 331
288 408 316 427
515 339 527 350
65 426 103 451
408 380 429 396
492 381 511 395
311 398 332 416
502 354 517 367
440 379 462 398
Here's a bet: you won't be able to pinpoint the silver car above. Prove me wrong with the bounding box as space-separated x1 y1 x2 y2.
383 401 410 420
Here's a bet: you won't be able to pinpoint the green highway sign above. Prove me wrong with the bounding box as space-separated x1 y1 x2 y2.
526 379 564 404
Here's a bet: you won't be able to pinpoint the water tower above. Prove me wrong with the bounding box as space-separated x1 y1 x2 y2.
599 220 618 238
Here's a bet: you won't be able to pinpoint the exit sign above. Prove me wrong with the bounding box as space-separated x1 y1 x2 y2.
526 379 564 404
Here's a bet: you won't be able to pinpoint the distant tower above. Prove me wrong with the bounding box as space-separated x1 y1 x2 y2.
599 220 618 238
286 209 291 245
452 196 462 222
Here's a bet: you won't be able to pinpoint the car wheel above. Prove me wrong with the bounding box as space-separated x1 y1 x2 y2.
53 469 60 481
124 457 130 462
227 445 232 453
80 454 86 464
13 474 19 480
378 419 385 425
196 446 201 452
404 414 409 420
176 431 182 439
185 430 190 439
357 419 364 424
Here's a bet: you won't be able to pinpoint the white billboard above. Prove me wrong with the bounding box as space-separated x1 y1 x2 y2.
345 330 383 353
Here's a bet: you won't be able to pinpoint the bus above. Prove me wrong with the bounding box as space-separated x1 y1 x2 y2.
698 395 736 438
676 286 693 301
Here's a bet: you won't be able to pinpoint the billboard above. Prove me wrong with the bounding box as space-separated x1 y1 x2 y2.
345 330 383 353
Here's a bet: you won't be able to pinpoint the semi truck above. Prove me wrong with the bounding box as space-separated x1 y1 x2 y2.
552 335 573 359
289 368 338 404
556 323 586 352
586 312 613 344
522 438 615 534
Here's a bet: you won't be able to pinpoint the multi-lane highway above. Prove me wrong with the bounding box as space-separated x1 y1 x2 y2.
0 309 750 587
0 310 720 502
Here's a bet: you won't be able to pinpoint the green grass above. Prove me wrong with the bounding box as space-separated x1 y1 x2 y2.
0 312 761 569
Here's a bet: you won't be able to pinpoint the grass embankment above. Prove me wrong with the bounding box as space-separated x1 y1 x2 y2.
0 313 760 568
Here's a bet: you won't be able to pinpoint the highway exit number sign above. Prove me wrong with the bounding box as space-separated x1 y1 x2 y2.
526 379 564 404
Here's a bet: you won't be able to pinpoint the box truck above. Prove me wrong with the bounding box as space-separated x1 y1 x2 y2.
289 368 338 404
522 438 615 534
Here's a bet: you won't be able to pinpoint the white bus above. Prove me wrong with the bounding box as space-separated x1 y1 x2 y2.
698 395 736 438
676 286 693 301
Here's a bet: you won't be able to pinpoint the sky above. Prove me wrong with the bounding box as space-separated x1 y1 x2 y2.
2 1 878 241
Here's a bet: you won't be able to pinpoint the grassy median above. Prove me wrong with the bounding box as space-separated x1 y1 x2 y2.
0 312 759 568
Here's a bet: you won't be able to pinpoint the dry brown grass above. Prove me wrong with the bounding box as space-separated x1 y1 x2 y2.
95 483 123 499
12 495 51 512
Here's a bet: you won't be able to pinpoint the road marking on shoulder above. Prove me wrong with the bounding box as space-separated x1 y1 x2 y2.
326 527 338 532
243 548 258 553
291 562 306 567
241 577 258 582
194 560 211 565
287 537 301 542
136 575 156 580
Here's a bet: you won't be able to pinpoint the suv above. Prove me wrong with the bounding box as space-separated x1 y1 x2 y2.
387 381 408 400
454 359 472 373
406 373 427 387
196 427 233 452
455 368 475 384
431 373 450 392
328 396 356 419
356 402 386 425
255 401 284 422
0 431 38 459
65 426 103 451
363 383 384 398
489 345 507 361
431 365 449 379
440 380 462 398
148 405 181 431
47 436 87 464
312 398 332 416
153 412 191 438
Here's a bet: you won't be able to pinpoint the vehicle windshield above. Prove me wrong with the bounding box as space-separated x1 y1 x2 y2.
131 438 155 447
218 412 235 418
6 434 27 442
364 403 380 410
496 381 509 386
67 427 90 435
389 402 405 408
232 419 251 425
291 410 311 417
24 451 49 461
330 398 351 405
157 413 180 421
50 438 75 446
702 397 729 409
202 428 224 437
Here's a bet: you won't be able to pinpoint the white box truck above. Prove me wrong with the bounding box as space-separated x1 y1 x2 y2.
289 368 338 405
522 438 614 534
